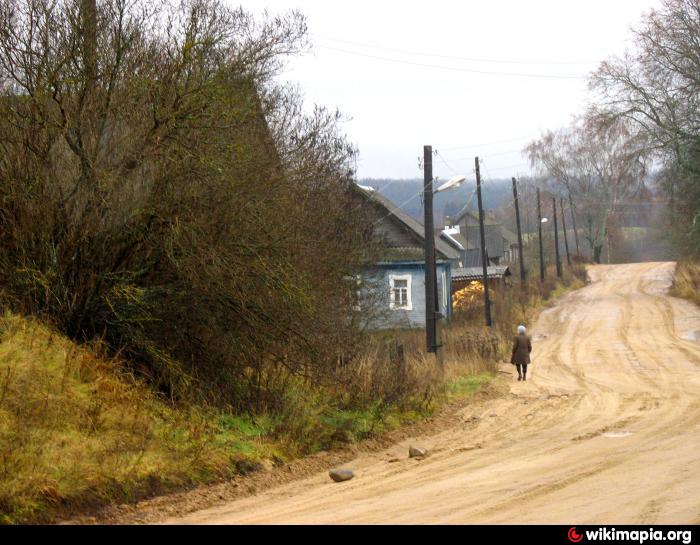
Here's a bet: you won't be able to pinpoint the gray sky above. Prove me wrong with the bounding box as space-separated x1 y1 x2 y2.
241 0 661 180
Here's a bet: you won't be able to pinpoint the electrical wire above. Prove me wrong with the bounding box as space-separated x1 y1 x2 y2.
439 147 526 163
311 33 600 66
439 135 534 152
314 45 589 80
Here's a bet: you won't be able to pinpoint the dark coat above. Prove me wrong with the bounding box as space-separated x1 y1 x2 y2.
510 333 532 365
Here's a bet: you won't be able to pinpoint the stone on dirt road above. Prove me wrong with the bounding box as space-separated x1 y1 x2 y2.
409 446 428 458
329 469 354 482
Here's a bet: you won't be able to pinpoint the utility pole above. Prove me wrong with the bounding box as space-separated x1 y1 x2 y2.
560 198 572 266
553 197 562 278
423 145 437 353
512 177 526 284
568 191 580 257
475 157 492 327
537 188 545 283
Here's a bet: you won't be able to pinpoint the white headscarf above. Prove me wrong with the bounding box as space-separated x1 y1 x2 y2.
517 325 526 335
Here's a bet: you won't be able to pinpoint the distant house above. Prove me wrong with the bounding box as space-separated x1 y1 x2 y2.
352 185 458 329
452 265 512 292
448 207 519 266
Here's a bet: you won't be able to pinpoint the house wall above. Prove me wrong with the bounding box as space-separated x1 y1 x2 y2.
360 261 452 330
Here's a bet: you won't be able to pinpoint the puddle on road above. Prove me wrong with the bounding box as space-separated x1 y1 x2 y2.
680 330 700 342
602 431 633 438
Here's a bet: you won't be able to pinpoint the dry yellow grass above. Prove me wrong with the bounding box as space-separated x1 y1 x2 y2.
0 310 495 524
0 312 278 523
0 264 585 523
672 260 700 306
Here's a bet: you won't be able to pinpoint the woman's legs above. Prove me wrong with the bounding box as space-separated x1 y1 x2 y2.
522 364 528 381
516 364 523 380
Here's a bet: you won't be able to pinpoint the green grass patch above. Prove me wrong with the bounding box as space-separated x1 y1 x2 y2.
445 373 494 402
0 307 495 525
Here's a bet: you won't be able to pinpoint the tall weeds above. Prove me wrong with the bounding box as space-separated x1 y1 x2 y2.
672 260 700 306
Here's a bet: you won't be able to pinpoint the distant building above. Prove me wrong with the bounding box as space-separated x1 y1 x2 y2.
448 207 519 266
352 184 458 329
451 265 512 292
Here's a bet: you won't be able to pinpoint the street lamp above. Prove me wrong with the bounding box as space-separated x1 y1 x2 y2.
423 145 465 354
436 175 466 194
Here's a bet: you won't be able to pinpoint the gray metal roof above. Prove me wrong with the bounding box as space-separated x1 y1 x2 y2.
462 249 483 268
452 265 512 281
462 224 506 259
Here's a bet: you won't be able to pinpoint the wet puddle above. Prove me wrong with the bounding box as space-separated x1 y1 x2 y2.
602 431 633 438
680 330 700 342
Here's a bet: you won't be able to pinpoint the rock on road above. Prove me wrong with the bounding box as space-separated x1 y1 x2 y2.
168 263 700 525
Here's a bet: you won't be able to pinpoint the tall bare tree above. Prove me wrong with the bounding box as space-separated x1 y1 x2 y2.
590 0 700 254
525 115 649 263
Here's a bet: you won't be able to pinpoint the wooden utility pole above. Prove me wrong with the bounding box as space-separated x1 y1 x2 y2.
568 191 580 257
475 157 492 327
512 177 526 283
560 198 572 266
423 146 437 353
537 188 545 283
553 197 562 278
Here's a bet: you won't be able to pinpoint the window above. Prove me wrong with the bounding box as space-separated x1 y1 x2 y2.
441 270 448 312
389 274 412 310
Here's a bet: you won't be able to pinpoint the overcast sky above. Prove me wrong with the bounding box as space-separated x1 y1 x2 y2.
240 0 661 180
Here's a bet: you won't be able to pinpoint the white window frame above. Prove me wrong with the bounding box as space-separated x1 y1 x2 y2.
441 269 448 312
389 274 412 311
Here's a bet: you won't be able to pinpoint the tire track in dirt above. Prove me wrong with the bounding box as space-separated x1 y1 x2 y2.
165 262 700 525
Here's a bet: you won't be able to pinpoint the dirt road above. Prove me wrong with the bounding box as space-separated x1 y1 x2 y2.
169 262 700 524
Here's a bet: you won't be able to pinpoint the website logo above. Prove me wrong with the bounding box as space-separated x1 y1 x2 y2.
569 527 584 543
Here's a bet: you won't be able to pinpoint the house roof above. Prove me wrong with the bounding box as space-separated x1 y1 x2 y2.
462 248 483 268
462 224 506 258
439 231 464 251
454 207 500 227
453 210 519 257
452 266 512 281
354 185 460 261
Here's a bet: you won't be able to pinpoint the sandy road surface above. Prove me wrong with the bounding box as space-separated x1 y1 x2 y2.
169 263 700 524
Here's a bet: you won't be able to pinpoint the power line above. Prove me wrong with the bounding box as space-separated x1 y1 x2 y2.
483 161 533 172
440 147 526 163
434 149 460 174
439 135 534 152
311 33 600 66
314 45 589 80
370 190 424 226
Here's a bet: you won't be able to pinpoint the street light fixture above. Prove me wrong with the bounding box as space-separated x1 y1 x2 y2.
435 175 466 194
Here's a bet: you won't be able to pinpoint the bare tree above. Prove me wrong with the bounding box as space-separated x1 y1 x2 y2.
0 0 373 408
590 0 700 253
525 115 649 263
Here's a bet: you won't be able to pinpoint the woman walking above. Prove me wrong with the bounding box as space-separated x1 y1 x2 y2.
511 325 532 381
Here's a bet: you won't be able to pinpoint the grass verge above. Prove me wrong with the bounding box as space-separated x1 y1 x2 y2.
671 260 700 306
0 265 586 524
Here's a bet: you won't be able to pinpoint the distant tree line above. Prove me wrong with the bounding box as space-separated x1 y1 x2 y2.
361 177 514 227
